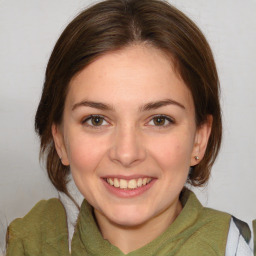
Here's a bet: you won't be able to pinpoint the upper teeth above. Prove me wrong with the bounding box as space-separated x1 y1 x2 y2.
106 177 152 189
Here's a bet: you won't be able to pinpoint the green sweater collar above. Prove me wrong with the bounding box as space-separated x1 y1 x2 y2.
71 189 230 255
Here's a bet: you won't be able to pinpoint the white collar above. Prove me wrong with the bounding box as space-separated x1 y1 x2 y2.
58 175 83 251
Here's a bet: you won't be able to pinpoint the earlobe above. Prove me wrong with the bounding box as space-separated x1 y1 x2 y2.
190 115 212 166
51 124 70 166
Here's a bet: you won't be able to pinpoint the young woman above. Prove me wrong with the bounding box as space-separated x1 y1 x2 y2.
5 0 253 255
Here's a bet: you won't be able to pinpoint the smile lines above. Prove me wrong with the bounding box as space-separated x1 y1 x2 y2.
105 177 152 190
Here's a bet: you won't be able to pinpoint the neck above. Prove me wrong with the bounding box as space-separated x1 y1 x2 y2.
94 199 182 254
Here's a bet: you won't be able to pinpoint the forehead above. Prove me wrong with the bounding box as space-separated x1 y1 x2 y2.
66 44 194 111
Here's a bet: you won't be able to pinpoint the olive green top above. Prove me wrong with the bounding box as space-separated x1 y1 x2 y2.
6 190 231 256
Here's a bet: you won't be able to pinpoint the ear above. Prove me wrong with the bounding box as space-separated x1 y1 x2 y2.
51 124 70 166
190 115 212 166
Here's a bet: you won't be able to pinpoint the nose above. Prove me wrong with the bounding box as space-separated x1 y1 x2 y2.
108 125 147 168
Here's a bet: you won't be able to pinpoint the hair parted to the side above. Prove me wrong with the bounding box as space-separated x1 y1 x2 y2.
35 0 222 197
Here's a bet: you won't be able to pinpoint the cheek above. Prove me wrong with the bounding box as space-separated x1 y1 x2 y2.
147 132 194 170
66 132 106 173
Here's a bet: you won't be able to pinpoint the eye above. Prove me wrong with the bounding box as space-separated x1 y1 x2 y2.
148 115 174 127
82 115 108 128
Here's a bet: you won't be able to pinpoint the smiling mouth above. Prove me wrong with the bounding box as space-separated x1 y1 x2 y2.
104 177 153 190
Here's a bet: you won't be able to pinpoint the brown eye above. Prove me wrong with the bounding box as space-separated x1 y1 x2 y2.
148 115 174 128
82 115 108 128
153 116 166 126
91 116 104 126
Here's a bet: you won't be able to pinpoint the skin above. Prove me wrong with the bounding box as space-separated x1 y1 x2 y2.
52 44 212 254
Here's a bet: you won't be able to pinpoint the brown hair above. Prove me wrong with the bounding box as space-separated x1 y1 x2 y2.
35 0 222 196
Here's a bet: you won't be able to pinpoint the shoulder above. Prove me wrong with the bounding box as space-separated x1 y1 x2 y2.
183 189 232 228
185 192 253 255
177 190 232 255
197 206 253 255
201 204 231 220
6 198 69 256
7 198 64 236
195 205 232 240
199 206 253 255
198 205 232 235
194 207 232 253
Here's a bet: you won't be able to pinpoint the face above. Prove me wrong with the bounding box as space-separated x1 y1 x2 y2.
53 45 211 228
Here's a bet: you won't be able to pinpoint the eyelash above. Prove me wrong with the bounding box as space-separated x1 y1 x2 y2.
81 114 175 129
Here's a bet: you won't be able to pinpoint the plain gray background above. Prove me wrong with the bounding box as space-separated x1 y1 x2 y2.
0 0 255 246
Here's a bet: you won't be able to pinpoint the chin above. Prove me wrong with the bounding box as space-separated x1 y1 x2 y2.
107 206 152 227
111 216 148 227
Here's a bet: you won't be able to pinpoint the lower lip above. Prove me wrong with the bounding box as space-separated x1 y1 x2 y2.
102 178 156 198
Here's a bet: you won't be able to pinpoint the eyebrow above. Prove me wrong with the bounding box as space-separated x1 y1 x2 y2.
72 98 185 112
140 99 185 111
